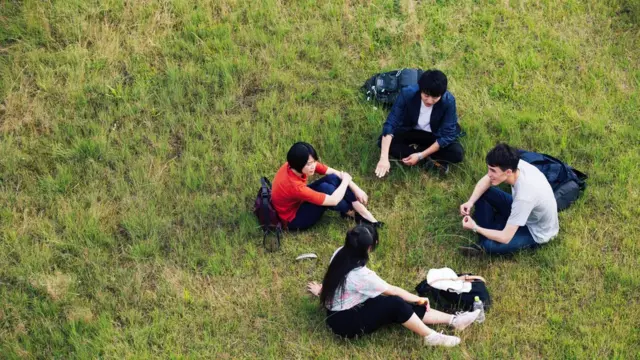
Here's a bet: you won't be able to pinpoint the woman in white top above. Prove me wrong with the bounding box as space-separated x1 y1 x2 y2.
307 224 480 347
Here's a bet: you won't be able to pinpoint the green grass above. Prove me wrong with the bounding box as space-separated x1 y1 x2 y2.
1 0 639 358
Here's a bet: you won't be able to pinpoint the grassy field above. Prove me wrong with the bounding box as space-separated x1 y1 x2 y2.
1 0 639 358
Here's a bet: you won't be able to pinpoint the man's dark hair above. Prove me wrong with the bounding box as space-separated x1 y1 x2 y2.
486 143 520 171
287 142 319 172
418 69 448 97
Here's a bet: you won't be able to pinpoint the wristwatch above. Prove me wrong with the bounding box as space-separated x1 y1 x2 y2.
417 153 424 161
472 224 478 233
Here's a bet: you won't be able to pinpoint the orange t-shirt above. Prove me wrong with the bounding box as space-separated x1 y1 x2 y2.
271 162 329 223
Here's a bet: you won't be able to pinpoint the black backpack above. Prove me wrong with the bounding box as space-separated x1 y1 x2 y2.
253 177 283 251
362 68 424 107
415 274 491 312
518 150 588 211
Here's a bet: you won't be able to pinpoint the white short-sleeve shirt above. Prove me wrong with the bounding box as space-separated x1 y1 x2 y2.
507 160 559 243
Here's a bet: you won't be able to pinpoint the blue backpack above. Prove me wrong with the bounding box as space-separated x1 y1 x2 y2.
518 150 588 211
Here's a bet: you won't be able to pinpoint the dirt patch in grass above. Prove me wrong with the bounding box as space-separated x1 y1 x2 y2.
31 271 73 301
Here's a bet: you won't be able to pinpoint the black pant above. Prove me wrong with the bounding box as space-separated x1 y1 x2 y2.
387 130 464 164
326 295 427 339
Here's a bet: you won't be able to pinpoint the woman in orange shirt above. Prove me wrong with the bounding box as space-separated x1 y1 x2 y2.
271 142 381 230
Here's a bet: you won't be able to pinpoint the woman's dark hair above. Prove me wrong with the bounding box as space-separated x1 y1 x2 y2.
286 142 319 172
486 143 520 171
319 224 379 308
418 69 448 97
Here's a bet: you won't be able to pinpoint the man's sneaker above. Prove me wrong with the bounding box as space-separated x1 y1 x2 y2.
423 157 450 175
424 332 461 347
458 243 484 257
451 310 481 331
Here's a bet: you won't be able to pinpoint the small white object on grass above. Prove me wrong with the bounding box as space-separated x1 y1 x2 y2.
295 253 318 261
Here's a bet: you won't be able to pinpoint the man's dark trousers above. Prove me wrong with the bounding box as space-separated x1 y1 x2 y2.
388 129 464 163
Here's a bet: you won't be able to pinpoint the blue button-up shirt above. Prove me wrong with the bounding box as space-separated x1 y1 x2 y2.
381 85 460 148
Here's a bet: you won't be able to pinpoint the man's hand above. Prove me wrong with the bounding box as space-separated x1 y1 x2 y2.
354 188 368 205
460 201 474 216
402 153 421 166
307 281 322 297
462 216 477 231
375 158 391 178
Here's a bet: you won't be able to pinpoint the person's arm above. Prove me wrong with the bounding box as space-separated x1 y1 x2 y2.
326 167 367 204
375 135 393 177
463 195 534 243
307 281 322 297
420 141 440 159
478 224 519 243
460 175 491 216
321 172 352 206
296 172 352 207
402 140 440 166
383 285 431 311
381 91 407 141
462 217 519 244
376 92 407 178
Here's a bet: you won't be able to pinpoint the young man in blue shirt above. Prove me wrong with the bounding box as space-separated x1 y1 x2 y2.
375 70 464 178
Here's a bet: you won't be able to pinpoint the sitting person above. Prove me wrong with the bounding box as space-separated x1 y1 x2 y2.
272 142 381 231
375 69 464 178
307 224 480 347
459 143 559 255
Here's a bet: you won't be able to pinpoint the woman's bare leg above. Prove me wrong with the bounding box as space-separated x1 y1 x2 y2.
422 309 454 325
401 313 435 337
352 201 377 223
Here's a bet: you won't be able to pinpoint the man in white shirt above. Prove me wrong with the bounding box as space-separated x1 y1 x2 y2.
375 70 464 177
459 143 559 255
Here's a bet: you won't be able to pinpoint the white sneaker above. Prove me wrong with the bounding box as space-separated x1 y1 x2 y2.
424 332 461 347
451 309 481 331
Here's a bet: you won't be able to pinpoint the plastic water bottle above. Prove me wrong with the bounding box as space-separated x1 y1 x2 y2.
473 296 485 323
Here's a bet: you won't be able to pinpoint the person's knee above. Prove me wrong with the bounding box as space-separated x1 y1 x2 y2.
316 182 337 195
385 295 414 323
448 143 464 163
323 174 342 187
476 192 491 207
477 187 500 205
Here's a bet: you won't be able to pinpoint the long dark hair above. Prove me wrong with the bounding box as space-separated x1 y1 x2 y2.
319 224 379 308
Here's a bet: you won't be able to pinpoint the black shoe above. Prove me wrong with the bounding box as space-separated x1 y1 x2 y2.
424 157 450 175
354 213 385 229
458 244 484 257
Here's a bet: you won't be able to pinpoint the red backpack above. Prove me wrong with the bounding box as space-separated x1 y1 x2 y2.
253 177 283 251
